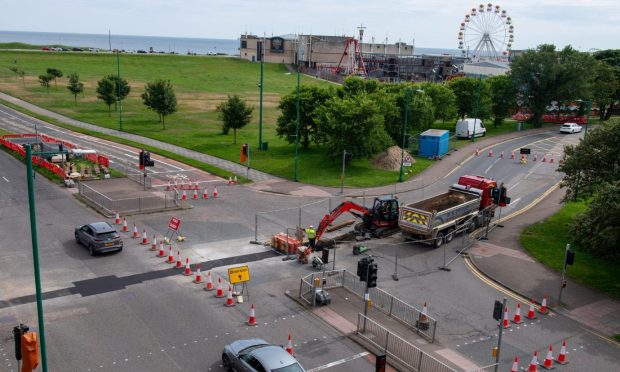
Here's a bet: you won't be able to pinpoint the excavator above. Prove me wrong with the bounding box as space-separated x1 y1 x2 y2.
297 196 400 263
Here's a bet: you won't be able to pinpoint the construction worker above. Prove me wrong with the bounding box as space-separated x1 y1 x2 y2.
305 225 317 251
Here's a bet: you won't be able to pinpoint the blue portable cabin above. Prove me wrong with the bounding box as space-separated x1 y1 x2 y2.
418 129 449 158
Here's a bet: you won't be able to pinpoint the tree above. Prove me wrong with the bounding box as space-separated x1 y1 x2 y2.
419 82 457 123
316 93 391 160
67 73 84 103
9 66 18 79
216 94 253 144
447 76 491 120
96 76 116 116
591 61 619 121
38 74 52 92
276 85 333 149
378 86 434 146
593 50 620 120
46 68 63 86
487 75 516 127
141 79 178 129
102 74 131 109
558 120 620 262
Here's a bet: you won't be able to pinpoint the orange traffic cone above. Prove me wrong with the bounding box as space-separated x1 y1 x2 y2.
224 286 235 307
285 334 293 355
555 340 568 365
213 186 218 198
215 277 225 297
488 149 494 157
503 307 511 329
181 190 187 201
228 176 233 185
175 251 183 268
204 271 214 291
181 179 185 190
150 235 158 251
528 351 539 372
141 229 148 245
183 258 192 276
475 148 480 156
500 151 504 159
512 303 523 324
247 304 257 326
115 212 121 225
167 246 175 263
533 153 538 161
542 154 547 162
157 241 166 257
510 151 515 160
122 218 129 232
538 295 549 314
202 186 209 199
542 345 555 370
549 154 554 163
188 179 193 190
192 189 198 200
194 265 203 283
132 224 139 238
510 356 519 372
194 179 199 190
526 302 537 320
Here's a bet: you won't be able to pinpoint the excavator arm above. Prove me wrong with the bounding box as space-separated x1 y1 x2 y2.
315 201 369 242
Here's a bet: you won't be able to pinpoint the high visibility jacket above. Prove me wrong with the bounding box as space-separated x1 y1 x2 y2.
305 228 316 239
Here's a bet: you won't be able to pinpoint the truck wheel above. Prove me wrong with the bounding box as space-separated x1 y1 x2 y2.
445 228 455 243
434 232 445 248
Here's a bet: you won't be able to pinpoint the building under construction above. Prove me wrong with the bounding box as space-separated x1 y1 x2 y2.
239 31 466 83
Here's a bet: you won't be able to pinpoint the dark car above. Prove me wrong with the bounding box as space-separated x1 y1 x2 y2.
72 47 83 52
75 222 123 256
222 339 305 372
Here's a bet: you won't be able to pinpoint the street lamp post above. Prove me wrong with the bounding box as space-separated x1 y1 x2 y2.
399 88 412 182
258 35 265 150
116 51 123 132
294 63 301 182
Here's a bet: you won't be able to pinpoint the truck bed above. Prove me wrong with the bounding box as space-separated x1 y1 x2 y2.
405 190 477 212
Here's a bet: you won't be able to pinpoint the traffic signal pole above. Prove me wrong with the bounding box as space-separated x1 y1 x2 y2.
558 244 570 306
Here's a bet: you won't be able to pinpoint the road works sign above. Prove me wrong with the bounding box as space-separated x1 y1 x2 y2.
168 217 181 231
403 156 413 167
228 265 250 284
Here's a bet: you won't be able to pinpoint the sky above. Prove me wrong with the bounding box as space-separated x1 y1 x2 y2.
1 0 618 50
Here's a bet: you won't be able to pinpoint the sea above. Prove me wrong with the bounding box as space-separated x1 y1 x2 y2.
0 30 462 56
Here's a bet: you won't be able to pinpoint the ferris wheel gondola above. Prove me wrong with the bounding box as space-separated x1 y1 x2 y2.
458 3 513 60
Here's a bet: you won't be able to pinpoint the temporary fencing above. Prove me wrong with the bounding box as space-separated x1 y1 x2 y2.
0 137 66 178
78 181 179 215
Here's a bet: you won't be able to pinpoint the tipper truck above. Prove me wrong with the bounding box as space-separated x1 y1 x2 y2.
398 175 509 247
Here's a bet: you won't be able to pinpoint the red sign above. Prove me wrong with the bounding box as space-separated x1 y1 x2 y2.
168 217 181 231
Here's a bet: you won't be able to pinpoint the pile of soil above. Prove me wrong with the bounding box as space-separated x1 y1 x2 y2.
373 146 415 170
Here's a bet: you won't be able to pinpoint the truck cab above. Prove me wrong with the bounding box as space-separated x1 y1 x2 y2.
457 175 497 209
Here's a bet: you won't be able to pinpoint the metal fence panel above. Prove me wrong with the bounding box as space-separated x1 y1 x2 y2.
466 364 498 372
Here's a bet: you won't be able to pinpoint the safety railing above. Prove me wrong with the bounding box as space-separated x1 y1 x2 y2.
78 181 179 215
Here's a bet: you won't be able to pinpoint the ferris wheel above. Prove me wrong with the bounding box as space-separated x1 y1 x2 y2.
458 3 513 60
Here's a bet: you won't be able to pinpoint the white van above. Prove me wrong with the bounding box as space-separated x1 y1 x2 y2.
455 118 486 139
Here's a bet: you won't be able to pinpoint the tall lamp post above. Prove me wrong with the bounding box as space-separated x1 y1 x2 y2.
294 59 301 182
258 34 265 150
471 75 482 142
116 50 123 132
399 88 423 182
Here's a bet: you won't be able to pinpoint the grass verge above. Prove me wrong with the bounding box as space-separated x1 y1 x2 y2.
520 201 620 300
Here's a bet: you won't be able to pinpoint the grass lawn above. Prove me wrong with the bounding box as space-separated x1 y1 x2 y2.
520 201 620 300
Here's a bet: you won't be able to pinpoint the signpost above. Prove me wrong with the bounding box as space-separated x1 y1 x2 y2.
165 217 182 243
228 265 250 302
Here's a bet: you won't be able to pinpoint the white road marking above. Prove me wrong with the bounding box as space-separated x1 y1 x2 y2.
2 177 8 182
507 181 520 191
306 352 370 372
484 164 493 174
509 197 521 206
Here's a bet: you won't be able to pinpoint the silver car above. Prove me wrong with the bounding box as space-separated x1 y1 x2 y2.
222 339 305 372
74 222 123 256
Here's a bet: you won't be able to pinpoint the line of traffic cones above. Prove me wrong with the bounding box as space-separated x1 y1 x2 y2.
204 271 214 291
227 176 238 185
193 265 203 283
515 340 569 372
167 245 175 263
140 229 149 245
215 278 225 298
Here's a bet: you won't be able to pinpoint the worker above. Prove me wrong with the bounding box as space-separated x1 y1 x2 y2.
305 225 317 250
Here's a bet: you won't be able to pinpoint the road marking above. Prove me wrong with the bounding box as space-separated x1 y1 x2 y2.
496 181 560 224
306 352 370 372
484 164 493 174
507 181 520 191
2 176 8 182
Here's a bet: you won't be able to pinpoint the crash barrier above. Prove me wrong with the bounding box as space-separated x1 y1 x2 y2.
0 137 67 178
299 269 437 342
356 314 497 372
78 181 179 215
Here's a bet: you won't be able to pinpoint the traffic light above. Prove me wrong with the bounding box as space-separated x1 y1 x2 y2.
566 249 575 265
139 150 145 169
13 323 29 360
143 151 154 167
492 300 503 321
491 187 500 204
498 185 510 206
375 353 387 372
240 144 248 163
357 257 370 282
367 262 378 288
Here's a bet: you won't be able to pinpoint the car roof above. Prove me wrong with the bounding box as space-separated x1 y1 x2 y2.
88 222 115 233
251 345 299 370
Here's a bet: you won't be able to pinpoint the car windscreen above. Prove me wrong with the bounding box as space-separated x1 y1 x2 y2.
272 363 304 372
96 232 119 240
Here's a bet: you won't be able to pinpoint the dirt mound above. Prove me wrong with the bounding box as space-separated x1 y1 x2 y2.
373 146 415 170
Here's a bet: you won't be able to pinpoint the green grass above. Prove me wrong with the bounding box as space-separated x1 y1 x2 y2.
614 334 620 342
520 202 620 299
0 42 83 50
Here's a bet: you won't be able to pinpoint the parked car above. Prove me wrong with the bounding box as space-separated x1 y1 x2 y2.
559 123 582 134
222 339 305 372
72 47 83 52
137 50 147 54
88 47 99 52
455 118 486 138
75 222 123 256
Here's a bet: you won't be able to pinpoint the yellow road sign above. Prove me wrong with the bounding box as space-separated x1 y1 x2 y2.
228 265 250 284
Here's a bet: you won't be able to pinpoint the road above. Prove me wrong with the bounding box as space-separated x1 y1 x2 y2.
1 104 618 372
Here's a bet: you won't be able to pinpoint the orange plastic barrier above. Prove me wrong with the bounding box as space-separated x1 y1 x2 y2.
271 233 300 255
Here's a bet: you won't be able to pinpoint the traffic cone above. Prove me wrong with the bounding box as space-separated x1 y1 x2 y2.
122 218 129 232
538 295 549 314
167 246 175 263
542 345 555 370
194 265 203 283
202 186 209 199
549 154 554 163
488 149 494 157
204 271 214 291
475 148 480 156
141 229 148 245
526 302 537 320
213 186 218 198
157 241 166 257
194 179 199 190
132 224 139 238
512 303 523 324
181 190 187 201
188 179 193 190
510 151 515 160
166 180 171 191
503 307 511 329
285 334 293 355
224 286 235 307
528 351 539 372
228 176 232 185
555 340 568 365
533 153 538 161
150 236 158 251
233 176 238 184
510 356 519 372
182 258 192 276
542 154 547 162
181 179 185 190
192 189 198 200
175 251 183 268
500 151 504 159
215 277 225 298
247 304 257 326
115 212 121 225
174 178 178 189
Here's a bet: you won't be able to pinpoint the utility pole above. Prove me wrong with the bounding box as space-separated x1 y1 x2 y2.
25 145 48 372
294 63 300 182
399 88 412 182
258 34 265 150
494 297 507 372
116 50 123 132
